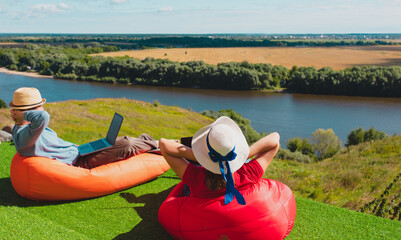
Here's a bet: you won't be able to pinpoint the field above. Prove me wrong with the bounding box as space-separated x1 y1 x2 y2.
0 42 20 45
95 45 401 70
0 42 25 47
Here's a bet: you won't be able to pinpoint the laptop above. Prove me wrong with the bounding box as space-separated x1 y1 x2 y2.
78 112 124 156
180 137 193 148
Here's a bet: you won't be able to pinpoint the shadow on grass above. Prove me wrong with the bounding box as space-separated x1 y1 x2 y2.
0 174 178 208
0 177 81 207
114 185 177 240
157 175 181 180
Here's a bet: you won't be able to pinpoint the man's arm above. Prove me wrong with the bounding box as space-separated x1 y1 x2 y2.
13 110 50 149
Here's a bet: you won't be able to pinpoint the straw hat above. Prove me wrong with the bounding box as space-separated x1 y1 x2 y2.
191 116 249 175
9 87 46 110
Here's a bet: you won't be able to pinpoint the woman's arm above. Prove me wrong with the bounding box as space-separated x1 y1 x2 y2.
159 138 197 179
248 132 280 173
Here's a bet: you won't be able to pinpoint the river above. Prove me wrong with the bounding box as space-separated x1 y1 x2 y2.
1 72 401 146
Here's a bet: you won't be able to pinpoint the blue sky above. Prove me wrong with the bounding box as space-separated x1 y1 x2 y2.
0 0 400 34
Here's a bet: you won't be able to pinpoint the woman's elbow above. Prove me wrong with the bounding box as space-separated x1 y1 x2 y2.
159 138 178 155
159 138 168 153
271 132 280 145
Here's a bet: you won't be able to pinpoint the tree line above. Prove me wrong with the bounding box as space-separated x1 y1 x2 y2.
1 34 400 49
1 44 401 97
2 36 400 49
286 65 401 97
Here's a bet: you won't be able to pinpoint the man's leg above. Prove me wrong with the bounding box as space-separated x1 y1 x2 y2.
74 134 159 169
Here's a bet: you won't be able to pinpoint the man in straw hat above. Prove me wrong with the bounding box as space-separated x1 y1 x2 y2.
159 116 280 205
9 87 159 169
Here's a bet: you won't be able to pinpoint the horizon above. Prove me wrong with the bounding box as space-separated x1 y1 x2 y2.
1 0 400 34
0 33 401 37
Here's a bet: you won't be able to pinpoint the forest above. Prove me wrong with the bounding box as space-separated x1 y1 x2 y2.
1 43 401 97
1 33 400 49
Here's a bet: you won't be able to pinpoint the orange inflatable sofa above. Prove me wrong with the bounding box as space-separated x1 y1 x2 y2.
10 153 170 201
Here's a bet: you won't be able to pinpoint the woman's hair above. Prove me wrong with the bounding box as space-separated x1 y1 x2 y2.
205 171 229 191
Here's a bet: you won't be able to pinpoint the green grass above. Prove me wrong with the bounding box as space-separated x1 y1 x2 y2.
289 197 401 240
0 140 178 239
1 99 401 239
0 98 212 144
267 135 401 220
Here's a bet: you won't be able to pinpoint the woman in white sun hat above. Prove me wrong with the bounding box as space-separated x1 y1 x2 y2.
159 116 280 205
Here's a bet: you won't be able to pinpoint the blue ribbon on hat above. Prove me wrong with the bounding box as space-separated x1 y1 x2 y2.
206 132 246 205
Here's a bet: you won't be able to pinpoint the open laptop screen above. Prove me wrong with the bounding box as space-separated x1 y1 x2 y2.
106 112 124 145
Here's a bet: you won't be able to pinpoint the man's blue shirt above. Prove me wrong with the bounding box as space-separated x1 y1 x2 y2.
12 110 79 165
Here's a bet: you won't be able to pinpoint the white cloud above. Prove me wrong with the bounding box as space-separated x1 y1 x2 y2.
112 0 127 3
59 3 70 10
31 3 70 13
158 7 173 13
25 3 71 19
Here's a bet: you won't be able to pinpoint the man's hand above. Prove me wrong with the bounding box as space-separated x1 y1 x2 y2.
10 109 26 125
10 106 43 125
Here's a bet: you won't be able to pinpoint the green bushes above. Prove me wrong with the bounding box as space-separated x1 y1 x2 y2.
276 148 313 163
311 129 342 160
200 109 263 144
1 44 401 96
346 127 387 147
8 64 18 71
55 73 77 80
287 137 314 157
0 45 280 91
286 129 341 162
0 99 7 109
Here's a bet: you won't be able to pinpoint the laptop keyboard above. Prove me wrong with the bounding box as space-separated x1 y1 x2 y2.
90 139 107 150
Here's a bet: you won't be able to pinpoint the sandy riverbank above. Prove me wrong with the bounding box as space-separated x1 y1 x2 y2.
0 68 53 79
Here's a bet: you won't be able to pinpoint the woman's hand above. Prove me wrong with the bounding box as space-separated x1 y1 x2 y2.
159 138 197 179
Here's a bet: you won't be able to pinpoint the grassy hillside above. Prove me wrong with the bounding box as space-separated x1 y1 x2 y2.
1 99 400 239
267 135 401 220
0 98 212 144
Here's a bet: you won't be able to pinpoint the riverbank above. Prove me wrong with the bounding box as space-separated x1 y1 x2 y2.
0 67 286 93
0 67 53 79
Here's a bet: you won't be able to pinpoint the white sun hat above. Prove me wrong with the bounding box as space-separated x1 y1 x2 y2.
192 116 249 174
191 116 249 205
